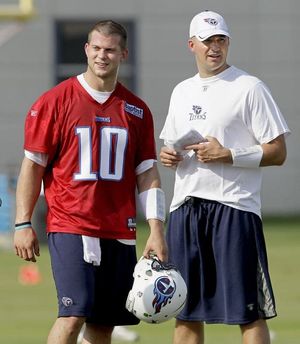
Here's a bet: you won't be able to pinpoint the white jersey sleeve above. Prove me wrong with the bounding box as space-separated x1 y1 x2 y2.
25 150 48 167
245 81 290 143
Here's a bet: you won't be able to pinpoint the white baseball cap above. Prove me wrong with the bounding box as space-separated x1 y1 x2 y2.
189 10 231 41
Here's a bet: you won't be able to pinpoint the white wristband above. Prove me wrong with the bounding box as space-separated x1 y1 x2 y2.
138 188 166 222
230 145 263 168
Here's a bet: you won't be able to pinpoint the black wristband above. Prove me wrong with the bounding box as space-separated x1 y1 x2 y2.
15 221 32 230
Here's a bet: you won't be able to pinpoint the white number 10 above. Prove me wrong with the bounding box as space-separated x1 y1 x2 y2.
74 126 128 181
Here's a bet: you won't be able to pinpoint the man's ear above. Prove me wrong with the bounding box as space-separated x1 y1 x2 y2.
188 38 195 52
84 42 89 57
121 48 129 62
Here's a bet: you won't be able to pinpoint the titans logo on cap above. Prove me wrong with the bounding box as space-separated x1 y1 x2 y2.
204 18 218 26
152 276 176 314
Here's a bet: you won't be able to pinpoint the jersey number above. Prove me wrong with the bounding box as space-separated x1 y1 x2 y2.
74 126 128 181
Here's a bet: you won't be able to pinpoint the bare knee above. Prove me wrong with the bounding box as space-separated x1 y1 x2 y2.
240 319 270 344
174 319 204 344
59 316 86 336
83 323 113 343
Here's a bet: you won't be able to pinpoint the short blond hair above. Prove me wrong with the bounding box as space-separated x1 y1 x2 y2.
88 20 127 50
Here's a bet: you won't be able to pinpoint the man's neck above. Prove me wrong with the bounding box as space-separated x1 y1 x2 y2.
198 63 230 78
83 72 116 92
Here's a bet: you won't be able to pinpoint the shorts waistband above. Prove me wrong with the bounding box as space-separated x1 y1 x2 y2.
184 196 219 206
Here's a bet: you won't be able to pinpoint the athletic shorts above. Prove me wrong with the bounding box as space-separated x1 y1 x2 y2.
166 197 277 325
48 233 140 326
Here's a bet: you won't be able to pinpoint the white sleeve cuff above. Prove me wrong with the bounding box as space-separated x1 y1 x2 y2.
24 150 48 167
135 159 156 175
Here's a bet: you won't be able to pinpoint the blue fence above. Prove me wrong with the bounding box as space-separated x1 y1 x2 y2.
0 174 13 233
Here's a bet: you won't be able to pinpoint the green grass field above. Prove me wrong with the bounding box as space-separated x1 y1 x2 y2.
0 217 299 343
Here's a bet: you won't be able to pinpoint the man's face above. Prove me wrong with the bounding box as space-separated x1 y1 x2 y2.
85 30 128 83
189 35 230 78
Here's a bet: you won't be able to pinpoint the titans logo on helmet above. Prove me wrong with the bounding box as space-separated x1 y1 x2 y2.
152 276 176 314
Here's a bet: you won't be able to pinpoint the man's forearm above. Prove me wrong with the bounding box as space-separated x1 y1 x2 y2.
15 157 45 223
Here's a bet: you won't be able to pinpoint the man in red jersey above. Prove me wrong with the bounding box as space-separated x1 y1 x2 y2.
14 20 168 344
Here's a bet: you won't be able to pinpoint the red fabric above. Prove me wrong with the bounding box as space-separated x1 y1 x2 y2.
24 77 156 239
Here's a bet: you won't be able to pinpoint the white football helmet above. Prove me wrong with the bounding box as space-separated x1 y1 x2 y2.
126 256 187 324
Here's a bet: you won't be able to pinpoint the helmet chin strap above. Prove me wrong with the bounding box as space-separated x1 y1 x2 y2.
150 256 178 272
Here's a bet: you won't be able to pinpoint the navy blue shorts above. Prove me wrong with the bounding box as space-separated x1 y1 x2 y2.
166 197 277 325
48 233 139 326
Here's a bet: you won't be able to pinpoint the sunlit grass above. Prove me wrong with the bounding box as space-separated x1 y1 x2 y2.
0 217 299 343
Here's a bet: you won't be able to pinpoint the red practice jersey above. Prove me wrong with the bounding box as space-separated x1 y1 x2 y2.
24 77 157 239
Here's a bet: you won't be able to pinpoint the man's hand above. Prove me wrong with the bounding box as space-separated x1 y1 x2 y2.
159 146 183 168
143 220 168 262
185 136 232 164
14 227 40 262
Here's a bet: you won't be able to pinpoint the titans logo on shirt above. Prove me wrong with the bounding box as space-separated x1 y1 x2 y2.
188 105 207 121
125 102 144 119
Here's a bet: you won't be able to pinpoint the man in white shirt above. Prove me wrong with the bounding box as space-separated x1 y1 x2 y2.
160 10 290 344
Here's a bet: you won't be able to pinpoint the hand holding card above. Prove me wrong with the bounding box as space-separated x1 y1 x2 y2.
165 129 206 153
